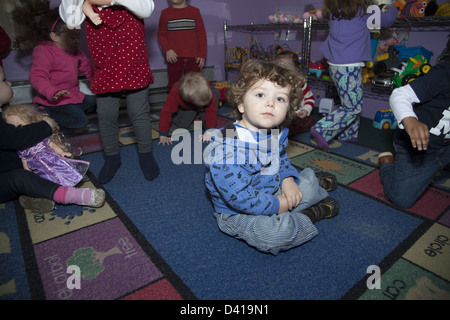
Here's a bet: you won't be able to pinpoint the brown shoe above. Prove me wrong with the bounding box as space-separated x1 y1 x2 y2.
302 197 339 223
378 152 395 168
19 196 55 213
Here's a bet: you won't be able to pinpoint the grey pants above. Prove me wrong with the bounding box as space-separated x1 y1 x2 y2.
96 86 153 155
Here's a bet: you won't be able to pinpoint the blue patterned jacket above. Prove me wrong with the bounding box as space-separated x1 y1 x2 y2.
204 122 299 216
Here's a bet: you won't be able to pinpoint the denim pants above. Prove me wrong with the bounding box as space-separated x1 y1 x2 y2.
214 168 327 255
96 86 153 155
380 143 450 208
44 94 97 129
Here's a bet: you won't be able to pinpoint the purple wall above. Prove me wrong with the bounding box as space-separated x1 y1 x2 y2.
1 0 332 82
2 0 448 118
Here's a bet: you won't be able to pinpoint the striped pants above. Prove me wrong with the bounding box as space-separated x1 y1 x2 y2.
214 168 327 255
312 65 363 142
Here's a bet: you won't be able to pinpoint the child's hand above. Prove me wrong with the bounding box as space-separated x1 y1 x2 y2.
60 151 73 158
158 136 173 146
53 90 69 101
88 13 102 26
281 177 302 211
166 50 178 64
198 131 212 143
402 116 430 151
298 110 308 118
196 57 205 69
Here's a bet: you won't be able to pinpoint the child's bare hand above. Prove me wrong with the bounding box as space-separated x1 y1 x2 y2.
198 131 212 143
158 136 173 146
166 50 178 64
298 110 308 118
196 57 205 69
402 116 430 151
88 13 102 25
281 177 302 211
53 90 69 101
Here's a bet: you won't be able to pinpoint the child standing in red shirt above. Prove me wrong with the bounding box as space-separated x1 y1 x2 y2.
157 0 207 92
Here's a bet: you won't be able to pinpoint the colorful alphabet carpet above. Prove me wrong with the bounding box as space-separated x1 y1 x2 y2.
1 107 449 300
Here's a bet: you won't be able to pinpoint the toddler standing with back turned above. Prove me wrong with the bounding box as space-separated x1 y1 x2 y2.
310 0 398 150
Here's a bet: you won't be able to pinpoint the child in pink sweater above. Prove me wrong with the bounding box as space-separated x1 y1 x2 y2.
29 9 96 130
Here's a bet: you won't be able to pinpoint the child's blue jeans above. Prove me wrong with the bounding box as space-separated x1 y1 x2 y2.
380 143 450 208
44 94 97 129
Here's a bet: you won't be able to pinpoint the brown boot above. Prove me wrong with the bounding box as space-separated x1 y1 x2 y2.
19 196 55 213
378 152 395 168
315 171 337 191
302 197 339 223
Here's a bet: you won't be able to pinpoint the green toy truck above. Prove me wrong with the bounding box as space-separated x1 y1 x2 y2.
392 54 431 88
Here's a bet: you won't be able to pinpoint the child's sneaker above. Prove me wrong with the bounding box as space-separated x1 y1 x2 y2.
315 171 337 191
302 197 339 223
87 189 106 208
19 196 55 213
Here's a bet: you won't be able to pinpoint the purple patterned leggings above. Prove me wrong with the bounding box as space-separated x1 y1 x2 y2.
312 65 363 143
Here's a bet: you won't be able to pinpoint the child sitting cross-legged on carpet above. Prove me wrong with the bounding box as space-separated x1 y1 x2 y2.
204 59 339 255
0 72 105 213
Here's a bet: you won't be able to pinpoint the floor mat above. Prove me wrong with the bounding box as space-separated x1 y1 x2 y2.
1 108 449 301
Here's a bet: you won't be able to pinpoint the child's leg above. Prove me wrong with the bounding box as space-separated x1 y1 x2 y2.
380 143 450 208
125 86 153 154
53 186 105 208
82 94 97 114
126 86 160 181
212 168 329 255
183 57 202 74
96 92 122 183
96 92 121 155
172 109 198 128
44 104 89 129
167 59 185 92
311 65 363 144
214 211 318 255
291 168 328 212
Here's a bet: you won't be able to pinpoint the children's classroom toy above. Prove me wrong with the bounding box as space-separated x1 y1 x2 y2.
373 45 403 75
372 71 396 88
308 61 328 78
318 98 339 116
394 45 433 63
214 81 230 108
268 13 302 24
302 9 323 20
373 109 398 130
392 54 431 87
393 0 431 17
225 46 247 67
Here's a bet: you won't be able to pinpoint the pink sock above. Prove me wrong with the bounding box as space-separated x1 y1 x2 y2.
53 187 92 205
